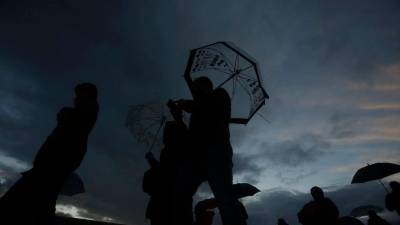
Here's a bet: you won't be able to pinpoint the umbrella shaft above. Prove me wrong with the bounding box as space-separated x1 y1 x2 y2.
378 179 390 193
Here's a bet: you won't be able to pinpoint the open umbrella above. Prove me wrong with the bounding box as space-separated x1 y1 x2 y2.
125 102 169 152
184 42 269 125
351 163 400 192
351 163 400 183
195 183 260 211
232 183 260 198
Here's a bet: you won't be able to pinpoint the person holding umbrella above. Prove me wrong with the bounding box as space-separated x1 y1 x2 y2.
173 76 246 225
142 100 189 225
172 42 269 225
385 181 400 215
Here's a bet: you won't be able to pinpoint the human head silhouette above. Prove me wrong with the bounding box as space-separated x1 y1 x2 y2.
192 76 213 97
310 186 324 201
368 210 378 218
390 181 400 191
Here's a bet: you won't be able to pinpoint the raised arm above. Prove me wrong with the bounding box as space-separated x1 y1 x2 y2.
184 50 197 99
145 152 159 168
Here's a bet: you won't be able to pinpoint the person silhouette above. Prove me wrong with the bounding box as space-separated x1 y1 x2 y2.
367 211 392 225
0 83 99 225
143 101 188 225
278 218 289 225
173 76 246 225
385 181 400 215
297 186 339 225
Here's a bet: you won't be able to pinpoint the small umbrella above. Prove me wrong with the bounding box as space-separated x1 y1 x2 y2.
351 163 400 183
351 163 400 192
195 183 260 211
125 102 169 152
232 183 260 198
60 173 85 196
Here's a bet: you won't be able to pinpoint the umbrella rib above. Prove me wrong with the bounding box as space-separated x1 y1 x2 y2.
195 67 234 76
137 117 164 123
204 47 235 71
139 120 164 134
231 77 237 98
237 73 257 81
237 78 253 99
234 54 239 72
147 117 166 152
239 64 253 73
215 68 235 76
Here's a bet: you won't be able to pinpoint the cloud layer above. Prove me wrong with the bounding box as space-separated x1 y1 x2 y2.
0 0 399 224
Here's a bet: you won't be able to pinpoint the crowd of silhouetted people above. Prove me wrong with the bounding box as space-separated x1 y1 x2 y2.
271 183 400 225
0 80 399 225
0 77 248 225
140 76 400 225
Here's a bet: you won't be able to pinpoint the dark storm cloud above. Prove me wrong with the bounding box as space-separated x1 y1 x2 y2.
0 1 191 223
330 113 360 139
259 134 330 167
275 170 318 185
231 133 331 186
0 0 399 224
233 153 264 184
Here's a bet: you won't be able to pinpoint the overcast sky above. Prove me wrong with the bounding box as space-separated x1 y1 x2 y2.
0 0 399 224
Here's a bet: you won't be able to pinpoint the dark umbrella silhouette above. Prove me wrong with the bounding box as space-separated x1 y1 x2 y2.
351 163 400 192
196 183 260 210
352 163 400 183
232 183 260 198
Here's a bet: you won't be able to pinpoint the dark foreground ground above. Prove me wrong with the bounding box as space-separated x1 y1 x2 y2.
55 216 123 225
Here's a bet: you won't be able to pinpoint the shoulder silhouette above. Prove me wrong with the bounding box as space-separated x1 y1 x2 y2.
0 83 99 225
367 211 392 225
298 186 339 225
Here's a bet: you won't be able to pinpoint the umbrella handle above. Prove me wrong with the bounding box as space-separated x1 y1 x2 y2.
147 117 166 153
378 179 390 193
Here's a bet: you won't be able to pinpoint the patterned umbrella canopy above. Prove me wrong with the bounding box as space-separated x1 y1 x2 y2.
185 42 269 124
